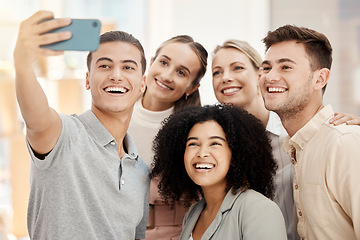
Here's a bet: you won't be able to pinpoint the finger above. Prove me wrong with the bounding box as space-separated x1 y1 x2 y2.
36 18 72 35
26 10 55 25
332 113 359 125
332 112 345 120
333 116 351 126
329 113 343 123
346 119 360 126
38 31 72 46
16 32 67 58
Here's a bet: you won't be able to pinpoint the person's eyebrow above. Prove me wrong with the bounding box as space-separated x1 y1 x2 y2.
212 61 243 70
160 55 191 74
278 58 296 64
122 59 138 66
210 136 226 142
96 57 113 64
96 58 138 67
186 136 226 142
187 137 198 142
261 58 297 66
261 60 270 66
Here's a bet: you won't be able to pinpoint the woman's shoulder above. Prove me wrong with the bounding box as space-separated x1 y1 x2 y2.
233 190 287 239
234 189 280 212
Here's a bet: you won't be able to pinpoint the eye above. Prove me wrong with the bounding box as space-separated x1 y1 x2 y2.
187 142 199 147
177 70 186 77
124 66 135 70
160 60 168 66
261 66 271 73
282 65 292 70
212 71 221 76
99 64 110 69
210 141 221 146
234 66 244 71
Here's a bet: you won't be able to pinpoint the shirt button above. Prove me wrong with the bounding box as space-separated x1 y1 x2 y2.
299 211 302 217
292 159 296 165
294 185 299 190
121 179 125 185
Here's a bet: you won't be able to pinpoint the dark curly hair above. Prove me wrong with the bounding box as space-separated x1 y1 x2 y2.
151 104 277 208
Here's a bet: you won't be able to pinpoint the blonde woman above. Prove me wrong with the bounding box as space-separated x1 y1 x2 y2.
211 39 297 239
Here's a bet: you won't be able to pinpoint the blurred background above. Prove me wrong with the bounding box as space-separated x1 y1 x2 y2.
1 0 359 239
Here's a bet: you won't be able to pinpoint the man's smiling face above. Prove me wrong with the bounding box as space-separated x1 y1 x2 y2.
86 41 145 115
259 40 317 117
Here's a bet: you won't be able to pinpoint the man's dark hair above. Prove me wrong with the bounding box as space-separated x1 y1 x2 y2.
86 31 146 74
263 25 332 92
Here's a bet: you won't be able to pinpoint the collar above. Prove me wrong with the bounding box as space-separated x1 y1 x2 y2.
133 98 174 124
186 188 243 239
282 105 334 155
219 188 244 213
77 110 139 160
196 188 243 215
266 111 287 137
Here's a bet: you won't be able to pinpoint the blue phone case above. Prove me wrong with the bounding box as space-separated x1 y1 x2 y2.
41 19 101 52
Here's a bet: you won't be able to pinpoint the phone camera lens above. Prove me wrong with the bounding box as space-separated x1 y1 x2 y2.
92 21 98 27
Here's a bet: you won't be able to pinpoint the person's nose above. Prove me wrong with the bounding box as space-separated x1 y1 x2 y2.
264 68 281 83
109 67 123 82
160 68 173 83
222 69 233 83
196 146 210 158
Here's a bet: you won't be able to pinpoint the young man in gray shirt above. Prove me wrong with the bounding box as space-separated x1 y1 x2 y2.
14 10 149 240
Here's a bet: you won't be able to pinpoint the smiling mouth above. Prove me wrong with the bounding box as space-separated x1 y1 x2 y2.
104 86 128 94
156 80 173 90
267 87 287 93
194 163 215 170
222 87 241 95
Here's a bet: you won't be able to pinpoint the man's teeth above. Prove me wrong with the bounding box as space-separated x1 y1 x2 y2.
223 87 240 94
157 81 171 90
195 163 215 169
268 87 286 93
105 87 127 93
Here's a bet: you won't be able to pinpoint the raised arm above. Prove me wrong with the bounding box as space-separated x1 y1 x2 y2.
329 112 360 126
14 11 72 156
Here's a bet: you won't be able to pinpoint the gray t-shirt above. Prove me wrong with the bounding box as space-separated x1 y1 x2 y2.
26 110 150 239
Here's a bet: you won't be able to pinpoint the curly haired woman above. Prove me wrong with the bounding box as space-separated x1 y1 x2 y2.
151 104 287 240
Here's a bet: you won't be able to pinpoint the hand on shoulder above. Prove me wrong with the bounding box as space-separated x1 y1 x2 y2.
329 112 360 126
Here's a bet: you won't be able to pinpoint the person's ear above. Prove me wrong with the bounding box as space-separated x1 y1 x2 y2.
186 83 200 96
256 71 261 96
85 72 90 90
314 68 330 90
149 57 155 67
140 75 146 94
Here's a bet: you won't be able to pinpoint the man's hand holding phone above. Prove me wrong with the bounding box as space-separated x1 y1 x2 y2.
14 10 101 69
14 11 73 67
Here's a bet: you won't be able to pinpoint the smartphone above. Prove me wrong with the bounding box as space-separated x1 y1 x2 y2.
41 19 101 52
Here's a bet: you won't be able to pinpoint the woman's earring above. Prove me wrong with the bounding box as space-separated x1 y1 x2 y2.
185 94 189 100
